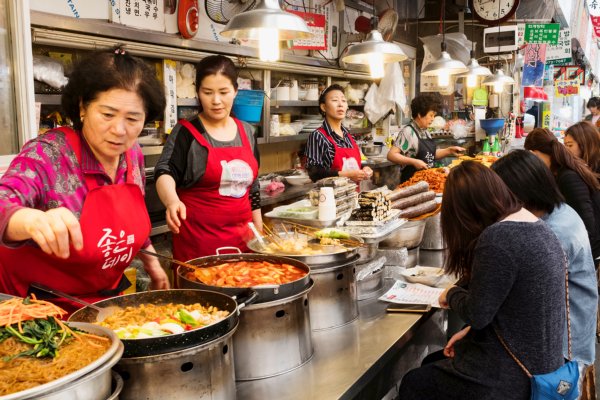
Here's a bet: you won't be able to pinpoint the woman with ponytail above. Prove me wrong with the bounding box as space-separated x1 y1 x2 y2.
525 128 600 262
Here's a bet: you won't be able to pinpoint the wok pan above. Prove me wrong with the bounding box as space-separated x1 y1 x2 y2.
69 289 257 358
176 251 311 303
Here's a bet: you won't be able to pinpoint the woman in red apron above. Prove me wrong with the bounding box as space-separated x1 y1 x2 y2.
387 94 464 183
155 55 261 264
305 84 373 183
0 50 169 312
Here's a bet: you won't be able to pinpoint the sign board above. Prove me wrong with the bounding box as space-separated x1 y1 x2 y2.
522 44 547 87
553 66 586 85
288 10 327 50
163 60 177 134
524 23 560 44
546 29 572 66
554 79 580 97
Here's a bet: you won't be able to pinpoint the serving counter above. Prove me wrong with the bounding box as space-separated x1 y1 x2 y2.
236 286 447 399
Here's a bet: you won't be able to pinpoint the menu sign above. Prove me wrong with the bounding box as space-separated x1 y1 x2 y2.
554 79 580 97
524 23 560 44
288 10 326 50
546 29 572 66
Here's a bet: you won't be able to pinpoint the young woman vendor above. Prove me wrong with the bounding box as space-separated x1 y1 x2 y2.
305 84 373 183
387 93 464 182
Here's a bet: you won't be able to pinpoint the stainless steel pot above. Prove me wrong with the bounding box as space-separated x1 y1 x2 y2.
361 144 383 157
356 241 379 264
419 249 447 268
70 289 252 358
233 281 314 380
176 252 311 303
247 234 360 266
379 220 426 249
357 268 384 301
114 324 237 400
420 212 446 250
1 323 123 400
308 255 359 330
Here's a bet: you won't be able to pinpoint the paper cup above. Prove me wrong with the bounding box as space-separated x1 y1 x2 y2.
318 187 336 221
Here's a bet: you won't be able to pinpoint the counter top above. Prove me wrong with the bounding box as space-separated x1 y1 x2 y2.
236 287 445 399
260 183 315 207
362 158 395 168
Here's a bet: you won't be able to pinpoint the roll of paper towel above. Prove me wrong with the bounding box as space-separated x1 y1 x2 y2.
318 187 336 221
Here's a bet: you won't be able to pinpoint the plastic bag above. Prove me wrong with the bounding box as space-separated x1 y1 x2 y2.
33 55 68 89
364 83 394 124
379 62 406 112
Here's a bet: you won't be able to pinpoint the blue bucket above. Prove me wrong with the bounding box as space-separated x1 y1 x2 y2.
232 90 264 123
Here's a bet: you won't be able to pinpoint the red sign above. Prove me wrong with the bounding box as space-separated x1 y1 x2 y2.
287 10 327 51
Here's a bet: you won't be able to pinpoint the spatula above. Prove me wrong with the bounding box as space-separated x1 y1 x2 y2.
30 282 119 322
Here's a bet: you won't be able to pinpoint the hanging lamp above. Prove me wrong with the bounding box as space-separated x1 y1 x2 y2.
457 12 491 87
341 2 407 79
420 0 468 86
220 0 312 62
482 67 515 94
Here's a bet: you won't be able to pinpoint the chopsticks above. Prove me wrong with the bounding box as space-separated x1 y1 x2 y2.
279 222 367 248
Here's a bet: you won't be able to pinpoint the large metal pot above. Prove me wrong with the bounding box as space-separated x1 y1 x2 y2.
70 289 253 358
308 255 360 330
420 212 446 250
176 251 311 303
356 241 379 264
246 234 361 266
379 220 426 249
1 323 123 400
114 324 237 400
234 281 314 380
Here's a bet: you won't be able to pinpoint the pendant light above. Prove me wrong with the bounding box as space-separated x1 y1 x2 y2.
457 12 491 87
220 0 312 62
482 66 516 94
341 3 407 79
421 0 468 86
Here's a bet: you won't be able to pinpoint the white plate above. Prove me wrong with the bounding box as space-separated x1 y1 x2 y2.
400 266 445 287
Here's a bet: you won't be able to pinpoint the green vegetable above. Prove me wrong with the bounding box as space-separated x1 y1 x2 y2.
315 229 350 239
177 309 197 326
0 317 72 361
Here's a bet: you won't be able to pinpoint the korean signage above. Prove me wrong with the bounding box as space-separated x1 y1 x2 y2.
522 44 547 87
554 79 580 97
163 60 177 134
287 10 327 50
546 29 572 66
98 228 135 270
524 23 560 44
553 66 586 85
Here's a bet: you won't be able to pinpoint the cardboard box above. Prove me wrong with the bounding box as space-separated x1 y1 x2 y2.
111 0 165 32
29 0 111 20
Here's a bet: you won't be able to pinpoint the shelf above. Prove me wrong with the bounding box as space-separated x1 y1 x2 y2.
35 94 61 105
177 98 199 106
349 127 372 135
270 101 318 107
268 133 310 143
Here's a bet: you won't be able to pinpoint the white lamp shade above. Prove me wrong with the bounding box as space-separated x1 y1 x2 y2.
341 30 408 65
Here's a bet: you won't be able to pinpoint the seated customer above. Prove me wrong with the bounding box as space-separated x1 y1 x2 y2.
492 150 597 369
398 162 566 400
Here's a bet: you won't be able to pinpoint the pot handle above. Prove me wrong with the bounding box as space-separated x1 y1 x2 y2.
250 284 280 294
233 289 259 312
215 247 242 255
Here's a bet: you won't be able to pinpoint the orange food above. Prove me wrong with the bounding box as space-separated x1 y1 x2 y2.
399 168 447 194
186 261 307 287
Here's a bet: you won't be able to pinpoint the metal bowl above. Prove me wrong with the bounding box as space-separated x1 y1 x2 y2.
379 220 426 249
361 144 383 157
1 322 123 400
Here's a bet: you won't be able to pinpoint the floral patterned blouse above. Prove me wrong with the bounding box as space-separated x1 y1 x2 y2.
0 129 149 247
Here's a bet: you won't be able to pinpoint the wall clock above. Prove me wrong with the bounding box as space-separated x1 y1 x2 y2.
469 0 520 24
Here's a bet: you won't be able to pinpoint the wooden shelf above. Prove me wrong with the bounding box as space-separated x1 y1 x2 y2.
177 98 199 106
270 101 318 107
268 133 310 143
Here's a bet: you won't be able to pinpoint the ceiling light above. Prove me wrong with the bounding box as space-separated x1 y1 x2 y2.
421 42 468 86
220 0 312 62
482 68 515 94
341 30 408 79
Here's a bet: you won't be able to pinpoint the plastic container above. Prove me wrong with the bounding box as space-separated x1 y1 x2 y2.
232 90 264 123
273 201 319 219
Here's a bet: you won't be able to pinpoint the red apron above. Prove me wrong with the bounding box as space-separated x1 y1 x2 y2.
0 127 151 312
172 118 258 264
318 127 362 172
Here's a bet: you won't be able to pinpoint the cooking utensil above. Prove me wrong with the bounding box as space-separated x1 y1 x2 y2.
70 289 257 358
247 222 267 248
137 248 208 283
360 143 383 157
176 253 311 303
30 282 120 322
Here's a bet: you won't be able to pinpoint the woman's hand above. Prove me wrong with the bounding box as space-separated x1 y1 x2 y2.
443 326 471 358
441 146 465 157
340 169 369 183
411 158 429 170
165 201 186 234
363 166 373 179
438 286 454 308
6 207 83 259
143 257 170 290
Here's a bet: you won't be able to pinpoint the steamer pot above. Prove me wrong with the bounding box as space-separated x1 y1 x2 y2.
308 255 360 330
379 220 426 249
176 251 311 303
234 281 314 380
0 323 123 400
420 212 446 250
114 325 238 400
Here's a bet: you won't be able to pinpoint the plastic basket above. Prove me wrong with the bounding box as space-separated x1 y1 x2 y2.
233 90 264 123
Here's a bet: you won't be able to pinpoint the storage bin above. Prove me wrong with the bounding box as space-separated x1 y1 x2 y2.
233 90 264 123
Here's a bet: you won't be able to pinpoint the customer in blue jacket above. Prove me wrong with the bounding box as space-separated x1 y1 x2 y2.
492 150 598 370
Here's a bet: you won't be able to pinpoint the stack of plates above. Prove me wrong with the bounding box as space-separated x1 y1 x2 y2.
297 117 322 134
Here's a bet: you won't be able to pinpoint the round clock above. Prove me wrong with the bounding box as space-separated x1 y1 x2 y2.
469 0 520 24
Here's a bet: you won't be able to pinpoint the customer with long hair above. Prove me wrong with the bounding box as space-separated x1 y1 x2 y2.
525 128 600 261
564 121 600 174
398 162 566 399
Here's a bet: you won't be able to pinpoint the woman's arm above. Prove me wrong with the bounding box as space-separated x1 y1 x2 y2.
387 146 428 169
156 174 186 234
137 243 170 289
435 146 465 159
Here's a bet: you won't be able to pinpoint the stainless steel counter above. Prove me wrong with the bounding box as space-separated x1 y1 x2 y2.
236 289 446 399
260 183 315 207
